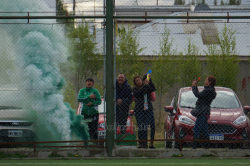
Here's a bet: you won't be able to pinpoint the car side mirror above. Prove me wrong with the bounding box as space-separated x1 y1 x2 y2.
129 110 134 116
164 106 173 113
164 106 175 116
244 106 250 115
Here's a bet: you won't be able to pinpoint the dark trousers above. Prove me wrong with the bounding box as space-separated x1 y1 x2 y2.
193 115 209 137
116 111 129 134
82 113 99 140
148 111 155 140
193 115 210 148
135 110 153 146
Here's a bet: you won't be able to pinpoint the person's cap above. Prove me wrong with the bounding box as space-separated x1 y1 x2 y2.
86 78 94 83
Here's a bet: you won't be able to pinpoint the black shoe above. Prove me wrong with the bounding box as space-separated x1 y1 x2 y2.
149 145 155 149
174 143 180 150
138 145 143 148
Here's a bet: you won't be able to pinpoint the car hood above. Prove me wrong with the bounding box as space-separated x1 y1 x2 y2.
182 107 244 122
209 108 244 122
0 108 36 121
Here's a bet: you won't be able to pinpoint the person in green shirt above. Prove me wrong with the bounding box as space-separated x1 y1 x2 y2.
78 78 101 140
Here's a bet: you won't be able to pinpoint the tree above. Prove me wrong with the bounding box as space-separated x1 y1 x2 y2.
94 71 104 96
63 81 76 110
0 29 15 85
174 0 185 5
214 0 217 5
178 39 203 87
196 0 205 4
151 28 178 122
228 0 241 5
67 21 103 108
116 25 145 85
205 25 239 91
56 0 74 30
236 0 241 5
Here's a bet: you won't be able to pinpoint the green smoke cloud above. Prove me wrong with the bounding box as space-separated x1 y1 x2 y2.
0 0 89 142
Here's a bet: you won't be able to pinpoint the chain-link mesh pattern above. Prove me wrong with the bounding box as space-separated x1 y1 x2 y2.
0 21 105 144
114 11 250 149
0 0 106 148
1 0 250 150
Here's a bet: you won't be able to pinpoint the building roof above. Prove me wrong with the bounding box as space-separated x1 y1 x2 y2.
194 4 211 11
126 11 250 57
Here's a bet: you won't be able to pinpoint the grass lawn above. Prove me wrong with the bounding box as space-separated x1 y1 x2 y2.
0 159 250 166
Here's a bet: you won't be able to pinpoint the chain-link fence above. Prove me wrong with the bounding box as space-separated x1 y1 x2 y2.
114 10 250 149
0 0 250 151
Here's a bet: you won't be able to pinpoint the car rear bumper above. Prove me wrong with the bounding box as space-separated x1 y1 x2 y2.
0 123 37 142
0 129 36 142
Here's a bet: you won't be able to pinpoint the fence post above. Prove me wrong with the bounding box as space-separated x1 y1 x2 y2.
33 142 36 153
106 0 114 157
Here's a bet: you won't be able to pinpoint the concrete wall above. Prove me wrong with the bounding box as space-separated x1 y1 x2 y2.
1 148 250 158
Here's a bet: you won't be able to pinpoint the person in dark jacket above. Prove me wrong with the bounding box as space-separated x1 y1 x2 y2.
133 75 156 149
192 76 217 149
116 74 132 137
142 74 156 149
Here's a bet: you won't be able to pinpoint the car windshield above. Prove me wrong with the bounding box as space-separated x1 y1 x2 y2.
180 90 240 109
0 86 26 108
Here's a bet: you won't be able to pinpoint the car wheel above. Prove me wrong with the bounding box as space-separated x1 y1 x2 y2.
165 129 178 149
172 129 180 149
0 137 3 147
165 130 172 148
0 137 6 148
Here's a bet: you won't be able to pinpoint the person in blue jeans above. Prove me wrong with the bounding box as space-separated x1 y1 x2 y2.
192 76 217 149
133 75 156 149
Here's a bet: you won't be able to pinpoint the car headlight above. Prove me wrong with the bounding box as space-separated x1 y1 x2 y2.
233 116 247 125
179 115 195 125
99 123 106 128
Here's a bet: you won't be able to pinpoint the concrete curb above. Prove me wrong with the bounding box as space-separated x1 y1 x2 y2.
1 148 250 159
1 157 250 160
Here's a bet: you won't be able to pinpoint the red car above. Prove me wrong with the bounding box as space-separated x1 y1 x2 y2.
77 99 135 140
164 86 250 149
